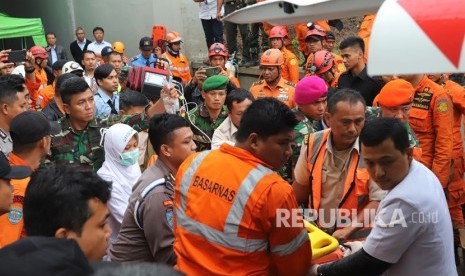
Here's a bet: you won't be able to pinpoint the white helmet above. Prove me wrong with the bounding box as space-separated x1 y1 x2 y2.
62 61 84 74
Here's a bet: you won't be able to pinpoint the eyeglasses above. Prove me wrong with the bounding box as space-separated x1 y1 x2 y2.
381 104 411 114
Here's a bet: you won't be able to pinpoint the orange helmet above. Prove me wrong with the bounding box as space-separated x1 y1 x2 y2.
112 41 125 54
260 49 284 66
165 31 182 43
208 43 228 58
310 50 334 75
30 46 48 59
305 24 326 41
269 26 289 39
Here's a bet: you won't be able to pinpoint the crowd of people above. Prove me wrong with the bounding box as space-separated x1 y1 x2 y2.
0 2 464 275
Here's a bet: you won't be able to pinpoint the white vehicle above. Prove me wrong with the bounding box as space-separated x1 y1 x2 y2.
223 0 465 75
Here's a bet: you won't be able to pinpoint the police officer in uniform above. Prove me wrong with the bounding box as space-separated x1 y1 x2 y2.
110 114 197 264
130 37 158 68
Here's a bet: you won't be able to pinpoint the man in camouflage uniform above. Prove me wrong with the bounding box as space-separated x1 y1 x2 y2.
366 79 421 155
279 76 327 182
188 75 228 151
47 78 170 171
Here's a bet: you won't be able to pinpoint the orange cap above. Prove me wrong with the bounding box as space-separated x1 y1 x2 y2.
375 79 415 107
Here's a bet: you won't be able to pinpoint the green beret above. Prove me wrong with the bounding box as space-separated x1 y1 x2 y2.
202 75 229 92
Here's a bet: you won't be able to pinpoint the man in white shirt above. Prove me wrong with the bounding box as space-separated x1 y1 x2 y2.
87 26 111 62
211 88 254 149
193 0 224 49
313 117 456 276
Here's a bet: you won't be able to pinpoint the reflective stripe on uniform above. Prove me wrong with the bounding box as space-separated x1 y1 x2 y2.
270 229 309 256
309 130 325 164
134 178 167 230
179 151 210 211
177 152 274 252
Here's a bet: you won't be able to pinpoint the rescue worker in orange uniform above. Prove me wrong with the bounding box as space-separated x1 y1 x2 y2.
427 74 465 234
0 111 59 247
308 50 340 89
323 31 346 74
399 74 453 199
368 79 422 161
37 59 67 109
207 42 240 88
174 98 311 275
250 49 296 108
162 31 192 85
24 46 48 108
293 89 385 241
269 26 300 84
358 14 376 63
303 25 326 76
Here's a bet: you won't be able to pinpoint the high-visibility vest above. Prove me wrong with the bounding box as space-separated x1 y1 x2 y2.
305 129 370 212
174 146 311 275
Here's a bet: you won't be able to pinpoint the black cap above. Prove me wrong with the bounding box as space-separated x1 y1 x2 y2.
10 111 61 145
139 37 153 51
0 154 31 180
101 46 114 57
326 31 335 41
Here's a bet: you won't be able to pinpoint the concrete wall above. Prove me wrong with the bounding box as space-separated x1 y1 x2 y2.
0 0 209 61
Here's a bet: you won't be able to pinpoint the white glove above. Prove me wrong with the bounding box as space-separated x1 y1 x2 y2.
342 241 364 257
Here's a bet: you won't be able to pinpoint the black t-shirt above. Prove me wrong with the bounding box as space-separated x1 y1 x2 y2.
337 66 385 106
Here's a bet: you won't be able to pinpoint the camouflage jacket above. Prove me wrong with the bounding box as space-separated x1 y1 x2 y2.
365 106 420 148
47 114 149 171
188 105 228 152
279 109 324 183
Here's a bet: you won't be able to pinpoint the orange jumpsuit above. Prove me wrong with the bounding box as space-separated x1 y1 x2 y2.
174 144 311 276
294 22 330 57
250 77 296 108
162 51 192 85
281 48 300 84
408 75 453 188
25 68 47 108
358 14 376 63
0 153 32 248
38 82 56 109
443 80 465 228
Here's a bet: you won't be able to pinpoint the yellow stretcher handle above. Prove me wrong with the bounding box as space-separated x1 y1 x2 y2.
304 220 339 260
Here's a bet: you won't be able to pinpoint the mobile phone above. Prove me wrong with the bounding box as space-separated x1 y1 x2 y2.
204 66 221 77
7 50 27 63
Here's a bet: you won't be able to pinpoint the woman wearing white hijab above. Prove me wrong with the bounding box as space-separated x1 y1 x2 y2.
98 123 141 244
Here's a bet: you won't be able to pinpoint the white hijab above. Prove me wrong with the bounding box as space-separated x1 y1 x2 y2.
98 123 141 186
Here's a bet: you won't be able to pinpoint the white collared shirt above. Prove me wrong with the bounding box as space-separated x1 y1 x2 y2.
198 0 223 19
77 38 87 51
211 117 237 150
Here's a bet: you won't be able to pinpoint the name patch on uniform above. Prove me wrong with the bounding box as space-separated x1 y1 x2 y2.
8 207 22 225
303 134 309 145
412 92 432 110
192 176 236 202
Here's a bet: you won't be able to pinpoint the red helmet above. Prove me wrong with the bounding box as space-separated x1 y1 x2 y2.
208 43 228 58
269 26 289 39
310 50 334 75
305 24 326 41
30 46 48 59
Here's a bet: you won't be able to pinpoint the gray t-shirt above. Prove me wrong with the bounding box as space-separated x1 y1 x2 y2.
364 160 456 276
